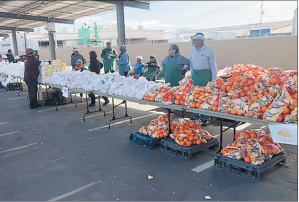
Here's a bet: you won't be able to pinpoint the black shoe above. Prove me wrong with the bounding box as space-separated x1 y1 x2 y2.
35 102 42 107
30 105 39 109
103 100 110 106
89 103 95 107
201 120 211 127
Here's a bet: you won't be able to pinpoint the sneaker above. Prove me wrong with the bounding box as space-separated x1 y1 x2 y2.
201 120 211 127
103 100 110 105
89 103 95 107
80 98 84 102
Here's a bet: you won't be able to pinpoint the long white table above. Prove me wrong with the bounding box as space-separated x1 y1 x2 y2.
1 74 288 151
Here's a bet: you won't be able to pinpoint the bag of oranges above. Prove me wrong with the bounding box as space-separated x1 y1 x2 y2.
142 113 172 139
284 107 298 124
139 126 148 135
222 128 285 165
187 87 213 109
227 97 249 116
264 87 294 122
170 118 214 147
242 141 266 165
154 86 172 103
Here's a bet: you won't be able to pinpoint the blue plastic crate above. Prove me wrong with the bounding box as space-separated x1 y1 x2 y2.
160 137 219 160
129 132 161 150
214 152 286 181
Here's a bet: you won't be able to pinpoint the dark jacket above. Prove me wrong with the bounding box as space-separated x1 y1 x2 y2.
6 53 14 63
24 55 41 79
89 59 103 75
146 61 160 71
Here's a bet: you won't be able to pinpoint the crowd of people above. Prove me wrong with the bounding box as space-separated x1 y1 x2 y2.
22 32 217 125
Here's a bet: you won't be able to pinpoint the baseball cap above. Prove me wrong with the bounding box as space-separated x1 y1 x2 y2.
136 55 143 60
191 32 205 40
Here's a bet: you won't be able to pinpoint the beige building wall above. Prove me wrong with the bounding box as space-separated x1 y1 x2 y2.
3 36 297 70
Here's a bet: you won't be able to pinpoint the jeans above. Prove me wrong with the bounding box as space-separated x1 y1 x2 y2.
192 113 211 121
24 78 38 107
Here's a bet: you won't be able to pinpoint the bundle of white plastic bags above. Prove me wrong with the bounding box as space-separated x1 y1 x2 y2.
0 62 25 78
44 70 168 100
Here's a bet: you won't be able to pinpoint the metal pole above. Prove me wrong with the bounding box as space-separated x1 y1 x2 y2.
259 1 263 37
48 31 56 60
116 3 126 46
11 29 18 56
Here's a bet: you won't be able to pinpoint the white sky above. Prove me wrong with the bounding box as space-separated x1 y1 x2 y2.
57 1 297 33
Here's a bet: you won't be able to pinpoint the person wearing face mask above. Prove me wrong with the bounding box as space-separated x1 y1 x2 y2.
142 55 160 81
190 32 217 126
118 45 131 77
158 44 190 87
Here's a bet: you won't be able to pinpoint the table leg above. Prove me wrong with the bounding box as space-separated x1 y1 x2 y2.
83 93 90 122
218 118 223 152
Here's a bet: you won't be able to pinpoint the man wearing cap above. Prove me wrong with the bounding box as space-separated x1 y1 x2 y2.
71 48 86 70
24 48 41 109
158 44 190 87
190 32 217 126
101 42 117 74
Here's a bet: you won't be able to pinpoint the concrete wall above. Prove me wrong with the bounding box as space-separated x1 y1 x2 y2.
2 36 297 70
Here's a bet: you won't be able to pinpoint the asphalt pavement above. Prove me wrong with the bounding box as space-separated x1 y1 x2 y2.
0 88 297 201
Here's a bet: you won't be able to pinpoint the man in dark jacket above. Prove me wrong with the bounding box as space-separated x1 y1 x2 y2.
88 51 105 107
24 48 41 109
6 49 15 63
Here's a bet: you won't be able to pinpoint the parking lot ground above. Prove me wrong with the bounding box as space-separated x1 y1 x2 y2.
0 89 297 201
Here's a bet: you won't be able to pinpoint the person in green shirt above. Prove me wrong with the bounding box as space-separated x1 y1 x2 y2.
101 42 117 73
99 42 117 105
158 44 190 87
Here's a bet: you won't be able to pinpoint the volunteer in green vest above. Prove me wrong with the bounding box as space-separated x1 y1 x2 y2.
101 42 117 73
190 32 217 126
100 42 117 105
142 55 160 81
158 44 190 87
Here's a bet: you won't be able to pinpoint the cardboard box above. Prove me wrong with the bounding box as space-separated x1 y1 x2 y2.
38 88 55 101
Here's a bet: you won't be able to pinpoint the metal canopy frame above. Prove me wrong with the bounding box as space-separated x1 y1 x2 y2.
100 0 150 10
0 26 34 32
0 0 150 58
0 12 75 24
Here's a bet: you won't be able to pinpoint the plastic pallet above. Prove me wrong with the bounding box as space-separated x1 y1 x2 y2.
5 83 21 91
129 132 161 150
214 152 286 181
160 137 219 160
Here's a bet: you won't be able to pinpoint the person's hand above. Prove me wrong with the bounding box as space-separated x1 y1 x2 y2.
182 69 187 76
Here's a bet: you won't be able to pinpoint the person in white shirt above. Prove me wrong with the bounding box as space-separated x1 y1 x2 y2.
190 32 217 126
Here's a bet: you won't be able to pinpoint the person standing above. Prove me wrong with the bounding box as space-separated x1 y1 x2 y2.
142 55 160 81
190 32 217 126
24 48 41 109
118 45 131 77
101 42 117 73
6 49 15 63
158 44 190 87
87 51 107 107
71 48 86 70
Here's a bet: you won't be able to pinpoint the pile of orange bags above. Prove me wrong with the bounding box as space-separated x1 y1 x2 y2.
221 128 285 165
144 64 298 124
